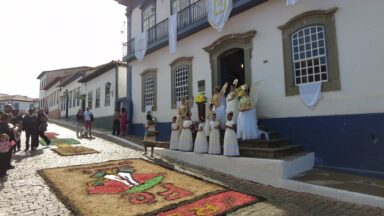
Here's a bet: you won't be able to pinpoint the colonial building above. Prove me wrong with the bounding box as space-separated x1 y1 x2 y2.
78 61 127 130
37 66 91 116
116 0 384 179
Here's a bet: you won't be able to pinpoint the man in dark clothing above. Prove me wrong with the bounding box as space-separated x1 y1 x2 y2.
0 113 15 169
37 109 50 149
22 109 38 151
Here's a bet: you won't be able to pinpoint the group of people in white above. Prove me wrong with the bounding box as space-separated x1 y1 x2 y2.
168 80 268 157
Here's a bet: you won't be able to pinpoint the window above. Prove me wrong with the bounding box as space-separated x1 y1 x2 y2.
105 83 111 106
77 87 81 106
171 0 189 14
170 57 193 109
292 26 328 85
141 69 157 112
95 88 101 108
72 89 77 107
142 2 156 31
88 91 93 109
279 8 340 96
69 91 73 108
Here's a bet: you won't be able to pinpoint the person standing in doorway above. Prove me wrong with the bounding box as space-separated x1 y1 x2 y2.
37 109 51 149
120 108 127 136
112 108 121 136
84 107 94 139
76 109 84 137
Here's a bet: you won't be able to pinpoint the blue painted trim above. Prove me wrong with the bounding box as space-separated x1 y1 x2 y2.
128 112 384 179
258 112 384 179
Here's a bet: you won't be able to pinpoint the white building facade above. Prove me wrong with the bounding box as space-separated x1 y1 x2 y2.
117 0 384 179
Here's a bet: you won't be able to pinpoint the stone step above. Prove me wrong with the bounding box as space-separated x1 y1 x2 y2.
238 145 304 159
238 138 290 148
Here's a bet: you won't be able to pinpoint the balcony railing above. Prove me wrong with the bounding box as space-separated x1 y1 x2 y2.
124 0 207 59
123 0 264 60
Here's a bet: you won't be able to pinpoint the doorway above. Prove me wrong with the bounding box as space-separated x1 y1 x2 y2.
219 48 245 91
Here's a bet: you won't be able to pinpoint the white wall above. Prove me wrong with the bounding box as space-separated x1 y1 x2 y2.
129 0 384 124
45 82 60 113
118 66 127 99
84 68 116 118
60 77 83 118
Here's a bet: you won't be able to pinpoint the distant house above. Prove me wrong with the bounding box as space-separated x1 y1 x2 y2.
0 94 38 113
78 61 127 130
39 61 127 130
116 0 384 179
37 66 92 117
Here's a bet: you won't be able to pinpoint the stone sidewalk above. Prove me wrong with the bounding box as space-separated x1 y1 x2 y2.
0 123 383 216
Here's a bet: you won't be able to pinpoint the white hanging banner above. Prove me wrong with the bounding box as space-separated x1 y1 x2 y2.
168 13 178 54
134 31 148 62
207 0 233 32
287 0 304 6
299 81 322 109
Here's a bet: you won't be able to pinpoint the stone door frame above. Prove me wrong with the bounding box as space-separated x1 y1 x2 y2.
203 30 256 91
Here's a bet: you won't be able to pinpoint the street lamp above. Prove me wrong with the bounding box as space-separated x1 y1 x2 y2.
63 89 69 119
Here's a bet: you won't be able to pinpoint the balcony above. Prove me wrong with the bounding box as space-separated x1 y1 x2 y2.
123 0 267 62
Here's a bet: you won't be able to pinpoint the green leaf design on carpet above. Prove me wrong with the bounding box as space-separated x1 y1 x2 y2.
40 138 81 145
125 176 163 194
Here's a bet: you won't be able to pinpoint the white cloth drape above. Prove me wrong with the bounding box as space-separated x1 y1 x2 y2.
168 13 178 54
134 31 148 62
207 0 233 32
287 0 304 6
299 82 322 109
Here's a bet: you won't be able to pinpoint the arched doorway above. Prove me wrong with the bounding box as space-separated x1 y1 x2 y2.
203 30 256 92
218 48 245 90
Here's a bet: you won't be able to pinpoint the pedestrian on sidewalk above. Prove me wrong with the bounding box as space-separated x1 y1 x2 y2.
76 109 84 137
120 108 127 136
112 108 120 136
22 109 38 151
84 107 94 139
37 109 51 149
0 134 16 178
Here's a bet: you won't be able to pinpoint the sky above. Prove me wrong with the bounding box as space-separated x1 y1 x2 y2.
0 0 126 98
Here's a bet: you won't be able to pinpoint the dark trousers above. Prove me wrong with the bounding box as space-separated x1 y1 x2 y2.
39 131 50 146
26 131 38 149
0 152 9 175
13 140 21 152
112 120 120 135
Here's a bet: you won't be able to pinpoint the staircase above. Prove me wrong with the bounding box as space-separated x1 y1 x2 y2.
234 125 304 159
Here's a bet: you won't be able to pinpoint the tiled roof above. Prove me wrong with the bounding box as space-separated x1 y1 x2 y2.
79 61 126 83
36 66 91 79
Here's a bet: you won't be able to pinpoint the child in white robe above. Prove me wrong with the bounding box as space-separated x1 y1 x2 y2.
178 114 194 151
208 113 221 155
194 118 208 153
169 116 179 150
223 112 240 156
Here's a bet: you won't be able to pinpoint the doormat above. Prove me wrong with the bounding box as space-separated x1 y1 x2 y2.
44 132 59 140
40 138 81 146
38 159 264 216
51 146 99 156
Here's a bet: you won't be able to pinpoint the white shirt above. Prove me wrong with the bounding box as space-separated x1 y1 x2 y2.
84 111 92 121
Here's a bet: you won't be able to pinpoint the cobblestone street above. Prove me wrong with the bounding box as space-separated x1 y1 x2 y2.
1 123 383 216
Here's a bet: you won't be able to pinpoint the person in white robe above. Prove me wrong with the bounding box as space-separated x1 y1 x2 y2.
223 112 240 156
193 118 208 153
178 114 194 151
169 116 179 150
208 113 221 155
